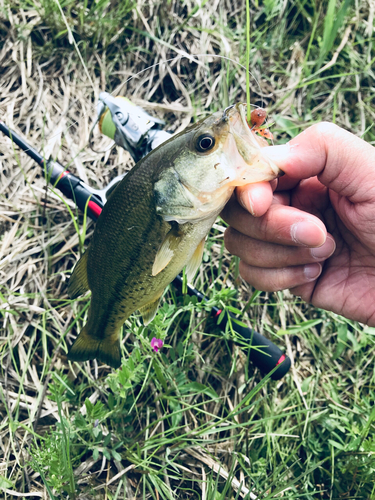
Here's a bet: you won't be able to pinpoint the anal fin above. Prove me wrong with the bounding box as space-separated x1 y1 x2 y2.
185 238 205 282
68 250 90 299
139 295 162 325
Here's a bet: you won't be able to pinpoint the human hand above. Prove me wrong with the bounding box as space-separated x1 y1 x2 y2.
221 122 375 325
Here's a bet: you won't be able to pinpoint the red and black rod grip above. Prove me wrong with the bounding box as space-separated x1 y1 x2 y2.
0 121 103 220
51 170 104 220
172 276 291 380
213 309 291 380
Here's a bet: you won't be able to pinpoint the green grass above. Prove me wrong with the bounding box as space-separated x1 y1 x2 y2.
1 0 375 498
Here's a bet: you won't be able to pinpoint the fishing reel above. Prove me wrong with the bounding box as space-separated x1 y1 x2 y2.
91 92 171 162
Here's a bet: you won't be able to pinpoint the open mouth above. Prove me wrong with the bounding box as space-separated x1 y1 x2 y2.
224 103 283 180
225 103 254 140
237 103 253 133
226 103 263 155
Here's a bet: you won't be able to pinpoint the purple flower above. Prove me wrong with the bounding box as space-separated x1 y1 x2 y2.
151 337 163 353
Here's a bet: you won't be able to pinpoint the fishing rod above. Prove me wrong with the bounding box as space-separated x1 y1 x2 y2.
0 98 291 380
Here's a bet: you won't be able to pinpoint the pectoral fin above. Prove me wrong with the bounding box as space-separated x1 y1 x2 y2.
68 250 90 299
185 238 205 282
139 294 163 325
152 227 183 276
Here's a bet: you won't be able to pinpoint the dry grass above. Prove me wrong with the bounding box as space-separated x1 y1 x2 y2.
1 0 375 498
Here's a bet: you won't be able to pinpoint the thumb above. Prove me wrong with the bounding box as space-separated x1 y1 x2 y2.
263 122 375 203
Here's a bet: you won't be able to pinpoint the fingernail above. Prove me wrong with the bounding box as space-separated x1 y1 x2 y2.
310 236 336 259
291 221 326 246
304 263 322 281
262 143 291 162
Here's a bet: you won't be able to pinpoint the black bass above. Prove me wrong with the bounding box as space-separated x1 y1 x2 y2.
67 103 281 368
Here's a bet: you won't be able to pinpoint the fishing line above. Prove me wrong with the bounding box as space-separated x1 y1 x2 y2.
53 0 96 93
6 53 267 160
246 0 251 122
87 54 266 154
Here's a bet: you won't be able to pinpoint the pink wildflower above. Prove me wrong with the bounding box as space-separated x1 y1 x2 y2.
151 337 163 353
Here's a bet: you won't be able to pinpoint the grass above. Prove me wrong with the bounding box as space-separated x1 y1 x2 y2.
1 0 375 498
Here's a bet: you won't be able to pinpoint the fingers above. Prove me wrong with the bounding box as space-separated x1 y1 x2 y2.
221 121 375 296
262 122 375 203
238 260 322 292
222 189 335 292
236 181 273 216
224 226 335 292
221 196 327 247
225 228 336 268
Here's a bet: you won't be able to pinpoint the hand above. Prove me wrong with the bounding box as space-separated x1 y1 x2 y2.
221 122 375 326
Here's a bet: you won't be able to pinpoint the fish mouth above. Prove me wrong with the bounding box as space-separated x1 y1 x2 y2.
225 103 283 181
225 103 256 140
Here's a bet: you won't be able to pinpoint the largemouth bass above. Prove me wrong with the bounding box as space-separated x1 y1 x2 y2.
67 103 282 368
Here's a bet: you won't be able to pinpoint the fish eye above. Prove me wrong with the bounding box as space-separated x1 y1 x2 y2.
196 134 215 153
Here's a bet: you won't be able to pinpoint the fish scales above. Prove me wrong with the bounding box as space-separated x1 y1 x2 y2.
67 104 282 368
86 135 214 331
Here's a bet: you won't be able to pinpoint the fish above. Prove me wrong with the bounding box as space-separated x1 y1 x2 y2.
67 103 282 369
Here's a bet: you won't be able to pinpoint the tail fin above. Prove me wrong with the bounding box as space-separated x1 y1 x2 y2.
67 325 121 369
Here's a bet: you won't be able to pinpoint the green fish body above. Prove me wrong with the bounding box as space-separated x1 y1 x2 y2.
67 104 281 368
